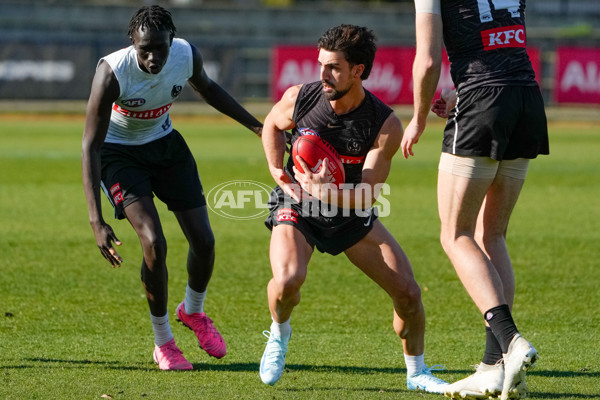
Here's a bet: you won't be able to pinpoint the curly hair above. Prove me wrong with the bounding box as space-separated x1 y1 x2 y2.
127 5 177 39
317 24 377 80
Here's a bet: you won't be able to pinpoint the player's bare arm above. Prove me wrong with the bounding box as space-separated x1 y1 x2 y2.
262 84 303 202
295 113 402 208
402 11 443 159
187 44 262 137
82 60 123 267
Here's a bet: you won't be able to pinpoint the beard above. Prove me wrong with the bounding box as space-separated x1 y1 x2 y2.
322 81 350 101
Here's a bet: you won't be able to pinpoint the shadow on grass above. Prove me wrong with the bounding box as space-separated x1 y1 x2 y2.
282 386 406 394
10 358 448 375
528 369 600 378
7 358 600 398
16 358 600 378
13 357 145 371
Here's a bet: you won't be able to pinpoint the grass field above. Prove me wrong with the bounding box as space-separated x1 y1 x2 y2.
0 114 599 399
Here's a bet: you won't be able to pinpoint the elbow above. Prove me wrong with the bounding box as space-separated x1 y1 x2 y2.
418 55 442 77
81 137 102 160
81 138 94 155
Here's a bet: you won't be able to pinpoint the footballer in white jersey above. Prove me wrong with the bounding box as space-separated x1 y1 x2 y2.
82 5 262 371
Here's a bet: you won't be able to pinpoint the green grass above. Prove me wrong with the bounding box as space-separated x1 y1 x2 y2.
0 114 599 399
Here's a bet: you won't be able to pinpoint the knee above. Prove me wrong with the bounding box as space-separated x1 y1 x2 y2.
140 232 168 261
275 275 305 298
440 228 474 256
270 267 305 300
392 280 423 316
477 229 506 250
190 229 215 256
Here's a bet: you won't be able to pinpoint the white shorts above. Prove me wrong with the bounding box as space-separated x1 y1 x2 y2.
439 153 529 180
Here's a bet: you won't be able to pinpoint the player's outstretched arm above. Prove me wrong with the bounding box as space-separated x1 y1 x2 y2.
188 44 262 137
82 60 123 267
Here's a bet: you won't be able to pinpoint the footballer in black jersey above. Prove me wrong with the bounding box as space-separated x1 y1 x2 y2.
259 24 449 393
404 1 544 398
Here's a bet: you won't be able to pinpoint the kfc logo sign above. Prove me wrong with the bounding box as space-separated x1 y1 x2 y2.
481 25 526 50
277 208 298 223
110 183 124 205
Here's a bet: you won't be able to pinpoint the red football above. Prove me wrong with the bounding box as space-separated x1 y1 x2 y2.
292 134 345 185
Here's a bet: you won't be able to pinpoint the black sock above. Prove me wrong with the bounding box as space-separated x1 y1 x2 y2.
482 326 504 365
484 304 519 353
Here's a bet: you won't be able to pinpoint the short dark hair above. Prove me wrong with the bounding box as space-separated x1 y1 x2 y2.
317 24 377 80
127 5 177 39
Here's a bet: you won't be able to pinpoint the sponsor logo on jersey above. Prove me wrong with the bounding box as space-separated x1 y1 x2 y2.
276 208 298 223
112 103 172 119
339 155 365 164
298 127 319 136
171 84 183 98
346 139 362 154
110 183 123 205
121 98 146 107
481 25 526 50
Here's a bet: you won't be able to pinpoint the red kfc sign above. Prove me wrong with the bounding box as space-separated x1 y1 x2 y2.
555 47 600 104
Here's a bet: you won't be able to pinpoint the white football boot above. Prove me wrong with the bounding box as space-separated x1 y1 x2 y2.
444 362 504 399
501 334 538 400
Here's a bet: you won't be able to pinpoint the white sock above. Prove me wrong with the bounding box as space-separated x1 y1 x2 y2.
270 318 291 338
184 283 206 314
151 312 174 347
404 353 425 376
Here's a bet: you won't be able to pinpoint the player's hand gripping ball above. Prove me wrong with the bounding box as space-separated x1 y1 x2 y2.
292 130 345 185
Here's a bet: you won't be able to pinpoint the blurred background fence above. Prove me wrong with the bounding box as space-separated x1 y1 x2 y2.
0 0 598 108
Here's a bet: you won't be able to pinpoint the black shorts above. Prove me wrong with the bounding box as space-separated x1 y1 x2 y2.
100 130 205 219
264 186 377 255
443 86 549 161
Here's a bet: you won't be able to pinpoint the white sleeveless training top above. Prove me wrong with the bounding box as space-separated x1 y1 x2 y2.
101 38 193 145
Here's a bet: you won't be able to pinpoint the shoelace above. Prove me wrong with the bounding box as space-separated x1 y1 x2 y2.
426 364 446 373
262 331 286 361
418 364 448 384
159 342 184 359
188 314 220 337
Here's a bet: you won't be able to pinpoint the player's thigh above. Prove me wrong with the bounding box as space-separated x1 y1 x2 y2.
344 220 415 295
438 154 497 234
478 170 526 237
269 224 313 284
123 196 165 244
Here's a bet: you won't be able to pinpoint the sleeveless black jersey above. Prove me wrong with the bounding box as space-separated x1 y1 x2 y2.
284 81 393 186
441 0 537 93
